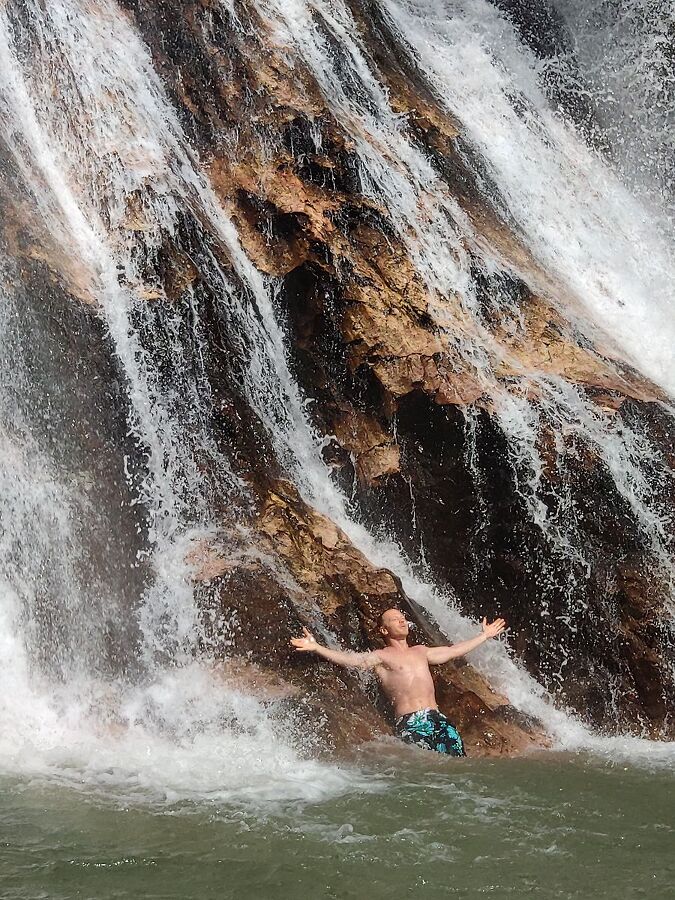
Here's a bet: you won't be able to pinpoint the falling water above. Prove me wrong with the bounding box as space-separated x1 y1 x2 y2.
0 0 361 802
377 0 674 391
248 0 674 728
556 0 675 225
252 0 673 553
0 0 673 812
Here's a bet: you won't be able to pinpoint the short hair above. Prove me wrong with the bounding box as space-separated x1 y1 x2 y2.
379 608 401 627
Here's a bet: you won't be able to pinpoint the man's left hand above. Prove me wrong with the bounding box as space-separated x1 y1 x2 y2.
481 617 506 639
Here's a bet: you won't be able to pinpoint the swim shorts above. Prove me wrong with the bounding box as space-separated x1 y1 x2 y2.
395 707 466 757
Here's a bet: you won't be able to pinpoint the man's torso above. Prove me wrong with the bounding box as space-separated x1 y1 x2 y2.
373 644 438 717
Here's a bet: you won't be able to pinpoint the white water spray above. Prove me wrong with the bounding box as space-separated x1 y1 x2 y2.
0 0 359 802
246 0 674 743
0 0 673 811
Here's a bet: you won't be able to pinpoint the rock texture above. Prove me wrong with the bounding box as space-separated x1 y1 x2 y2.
191 480 548 756
5 0 673 750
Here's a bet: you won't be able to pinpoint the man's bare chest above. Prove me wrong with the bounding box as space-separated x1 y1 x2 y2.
380 647 430 677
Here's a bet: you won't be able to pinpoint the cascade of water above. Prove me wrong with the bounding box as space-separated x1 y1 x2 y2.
0 6 211 665
370 0 675 642
555 0 675 226
0 284 90 678
246 0 674 722
376 0 675 396
0 0 672 804
22 0 664 749
0 266 133 773
251 0 673 550
0 0 358 798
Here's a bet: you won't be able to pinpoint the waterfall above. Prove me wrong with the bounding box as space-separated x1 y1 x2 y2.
0 0 673 806
375 0 674 394
251 0 673 554
248 0 674 723
0 0 360 802
555 0 675 226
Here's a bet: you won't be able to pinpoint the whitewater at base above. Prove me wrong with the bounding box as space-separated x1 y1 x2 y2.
0 0 672 832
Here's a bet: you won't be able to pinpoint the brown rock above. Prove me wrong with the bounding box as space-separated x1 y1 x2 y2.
254 481 547 755
330 407 400 484
11 0 671 748
356 443 401 484
494 291 665 402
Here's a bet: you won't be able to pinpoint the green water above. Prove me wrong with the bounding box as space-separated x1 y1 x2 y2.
1 751 673 900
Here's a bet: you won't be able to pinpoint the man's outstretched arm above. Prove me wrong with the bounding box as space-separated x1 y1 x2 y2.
426 617 506 665
290 627 382 670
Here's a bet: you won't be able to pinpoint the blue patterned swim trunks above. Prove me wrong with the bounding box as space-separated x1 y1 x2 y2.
395 707 466 757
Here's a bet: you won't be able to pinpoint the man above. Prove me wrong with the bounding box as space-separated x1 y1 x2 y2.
290 608 506 757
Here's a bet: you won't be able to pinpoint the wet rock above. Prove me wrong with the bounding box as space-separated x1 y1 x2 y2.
14 0 673 747
191 482 548 756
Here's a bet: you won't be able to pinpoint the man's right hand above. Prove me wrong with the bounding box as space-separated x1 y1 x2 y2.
290 626 318 652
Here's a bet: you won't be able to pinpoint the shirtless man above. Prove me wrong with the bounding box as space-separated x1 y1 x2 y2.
291 609 506 757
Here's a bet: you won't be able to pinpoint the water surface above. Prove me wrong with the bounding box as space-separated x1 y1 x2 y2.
2 749 673 899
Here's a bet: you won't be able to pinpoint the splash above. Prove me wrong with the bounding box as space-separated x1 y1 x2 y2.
0 0 351 802
0 0 673 810
248 0 673 712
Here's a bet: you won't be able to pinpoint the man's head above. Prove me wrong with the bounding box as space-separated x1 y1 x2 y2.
379 608 410 641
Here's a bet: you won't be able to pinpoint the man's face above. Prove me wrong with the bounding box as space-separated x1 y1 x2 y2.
380 609 409 639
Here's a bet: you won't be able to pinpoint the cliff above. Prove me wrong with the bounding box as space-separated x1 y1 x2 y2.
2 0 673 752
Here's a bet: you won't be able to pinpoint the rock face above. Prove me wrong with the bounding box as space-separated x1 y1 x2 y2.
192 480 547 756
5 0 673 751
